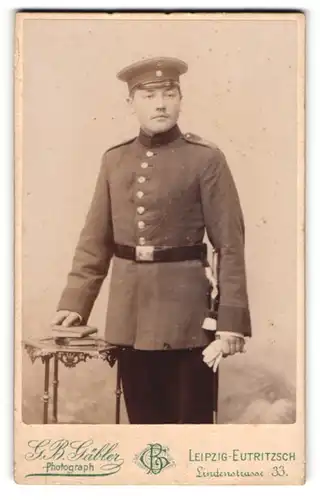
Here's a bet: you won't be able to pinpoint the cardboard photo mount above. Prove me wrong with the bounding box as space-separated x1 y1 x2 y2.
14 12 305 485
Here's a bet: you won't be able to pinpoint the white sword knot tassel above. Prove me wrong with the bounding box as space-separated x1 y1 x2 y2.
204 264 219 302
202 250 222 372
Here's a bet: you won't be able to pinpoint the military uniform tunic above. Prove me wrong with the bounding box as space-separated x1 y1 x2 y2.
57 125 251 350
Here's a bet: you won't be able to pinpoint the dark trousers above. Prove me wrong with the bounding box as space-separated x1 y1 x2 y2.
118 348 215 424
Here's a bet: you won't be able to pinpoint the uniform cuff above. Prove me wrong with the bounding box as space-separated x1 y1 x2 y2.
217 331 244 339
57 288 93 323
217 305 251 336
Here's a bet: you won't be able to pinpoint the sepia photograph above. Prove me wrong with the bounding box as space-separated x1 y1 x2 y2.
14 12 305 484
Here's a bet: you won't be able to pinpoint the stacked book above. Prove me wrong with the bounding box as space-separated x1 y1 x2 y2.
51 325 99 347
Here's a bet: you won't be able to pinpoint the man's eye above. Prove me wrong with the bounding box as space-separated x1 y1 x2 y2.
165 92 175 98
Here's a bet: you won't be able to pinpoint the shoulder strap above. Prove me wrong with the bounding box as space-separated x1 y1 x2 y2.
105 136 137 153
182 132 218 150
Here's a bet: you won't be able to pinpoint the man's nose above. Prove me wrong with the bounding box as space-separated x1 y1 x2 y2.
154 95 166 110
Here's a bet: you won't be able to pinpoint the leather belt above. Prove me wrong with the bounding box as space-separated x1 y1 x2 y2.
114 243 207 263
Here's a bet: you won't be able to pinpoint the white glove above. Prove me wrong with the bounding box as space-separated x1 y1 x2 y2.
202 332 246 372
202 339 224 372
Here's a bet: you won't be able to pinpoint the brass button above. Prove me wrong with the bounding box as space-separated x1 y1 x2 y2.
138 221 146 229
136 191 144 199
146 151 154 157
138 176 146 184
137 206 145 215
138 237 146 245
141 162 148 169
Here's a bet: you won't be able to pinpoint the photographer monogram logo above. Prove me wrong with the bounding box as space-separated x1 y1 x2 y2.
134 443 176 475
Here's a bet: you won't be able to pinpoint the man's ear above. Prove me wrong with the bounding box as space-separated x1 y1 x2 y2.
126 95 135 115
178 94 183 114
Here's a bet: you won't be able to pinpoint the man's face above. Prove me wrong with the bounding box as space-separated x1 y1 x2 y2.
129 85 182 135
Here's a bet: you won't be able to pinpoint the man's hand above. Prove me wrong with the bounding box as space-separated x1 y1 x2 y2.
51 310 82 327
202 332 246 371
216 333 245 357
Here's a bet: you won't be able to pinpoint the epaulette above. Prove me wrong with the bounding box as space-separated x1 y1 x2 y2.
182 132 218 150
105 136 137 153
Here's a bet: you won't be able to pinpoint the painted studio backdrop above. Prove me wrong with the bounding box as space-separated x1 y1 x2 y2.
21 17 299 424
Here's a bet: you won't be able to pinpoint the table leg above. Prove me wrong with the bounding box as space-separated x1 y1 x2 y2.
43 355 51 424
52 355 59 423
115 360 122 424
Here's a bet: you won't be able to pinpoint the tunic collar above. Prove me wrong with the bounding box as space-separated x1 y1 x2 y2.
138 124 182 148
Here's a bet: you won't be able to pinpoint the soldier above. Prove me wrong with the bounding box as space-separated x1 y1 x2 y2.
52 57 251 424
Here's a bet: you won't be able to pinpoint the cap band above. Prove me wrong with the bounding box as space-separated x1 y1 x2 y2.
131 79 181 93
117 57 188 92
126 69 180 92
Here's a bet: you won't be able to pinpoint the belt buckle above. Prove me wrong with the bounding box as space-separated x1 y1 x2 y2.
135 245 155 262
